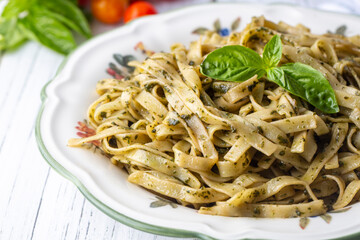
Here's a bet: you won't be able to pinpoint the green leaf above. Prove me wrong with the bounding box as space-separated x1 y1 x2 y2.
319 214 332 224
267 67 286 86
335 25 347 36
20 6 76 54
67 0 78 4
169 202 178 208
231 17 241 31
150 197 178 208
114 54 136 71
200 45 266 82
263 35 282 68
38 0 92 38
32 7 87 39
299 217 310 230
267 63 339 114
1 0 35 19
192 27 208 35
213 19 221 33
150 200 168 208
0 17 27 51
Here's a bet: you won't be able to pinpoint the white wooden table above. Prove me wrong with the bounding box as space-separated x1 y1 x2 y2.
0 1 358 239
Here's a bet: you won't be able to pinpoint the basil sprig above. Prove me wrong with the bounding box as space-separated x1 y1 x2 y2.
0 0 91 54
200 35 339 114
200 45 266 82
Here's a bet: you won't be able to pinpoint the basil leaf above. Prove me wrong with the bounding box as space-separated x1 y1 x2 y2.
1 0 35 19
34 7 88 39
267 63 339 113
200 45 266 82
267 67 285 86
20 7 76 54
263 34 282 68
38 0 92 38
0 18 27 51
67 0 78 4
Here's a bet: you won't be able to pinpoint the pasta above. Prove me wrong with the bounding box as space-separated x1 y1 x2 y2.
68 16 360 218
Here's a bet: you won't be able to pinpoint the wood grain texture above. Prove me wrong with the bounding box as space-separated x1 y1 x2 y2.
0 0 358 240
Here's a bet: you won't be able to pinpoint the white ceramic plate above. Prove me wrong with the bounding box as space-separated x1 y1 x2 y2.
36 3 360 240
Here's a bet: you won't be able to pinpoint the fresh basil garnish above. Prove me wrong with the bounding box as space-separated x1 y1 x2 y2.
267 64 339 113
281 63 339 113
200 34 339 114
262 34 282 68
200 45 266 82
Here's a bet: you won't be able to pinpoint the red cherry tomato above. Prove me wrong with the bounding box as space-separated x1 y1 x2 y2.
124 1 157 23
91 0 128 24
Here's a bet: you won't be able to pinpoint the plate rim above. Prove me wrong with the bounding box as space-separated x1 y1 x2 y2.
35 2 360 240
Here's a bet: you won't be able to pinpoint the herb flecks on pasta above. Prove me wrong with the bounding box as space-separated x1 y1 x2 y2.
68 16 360 218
